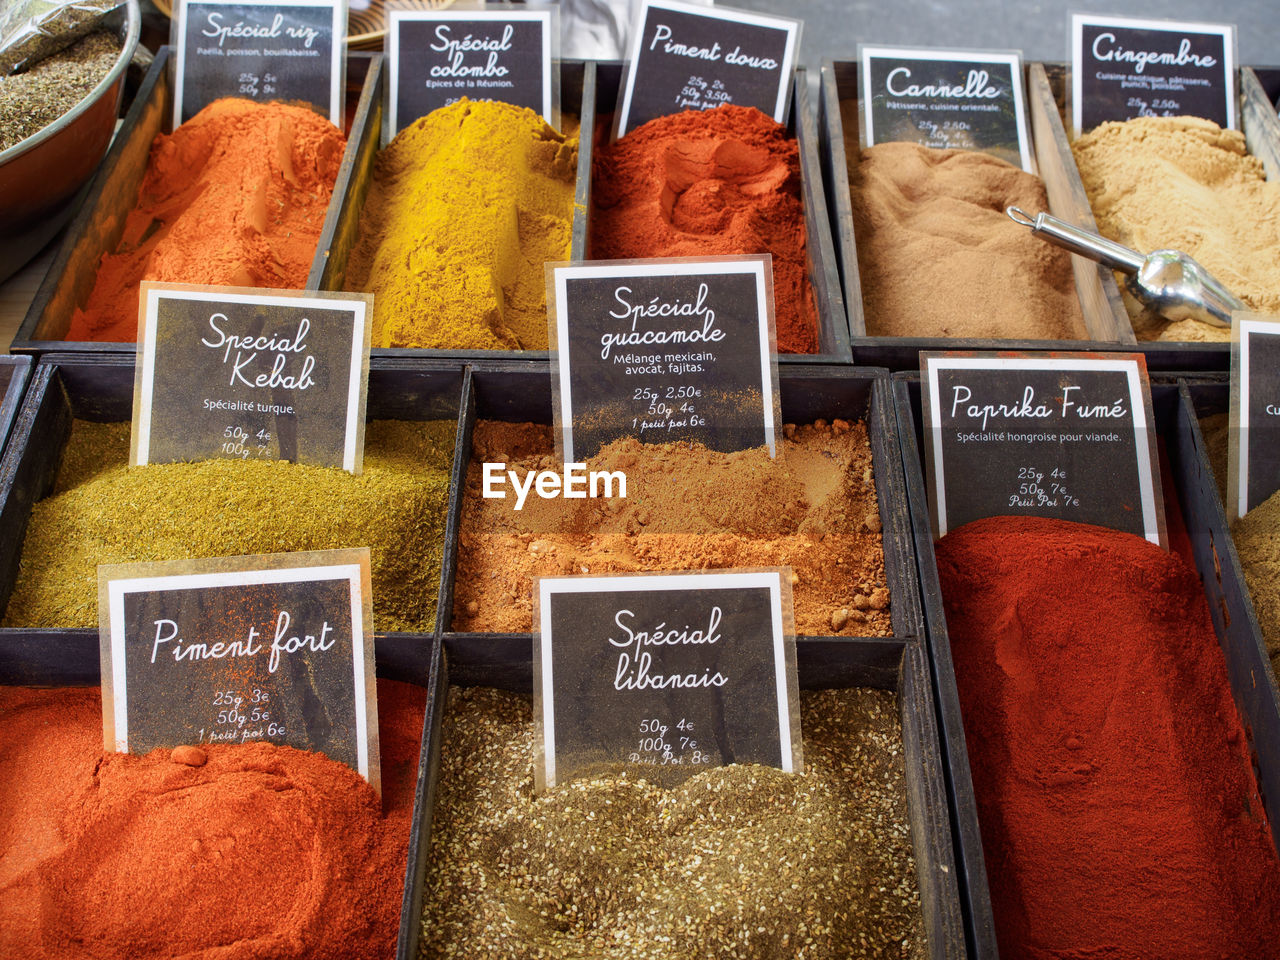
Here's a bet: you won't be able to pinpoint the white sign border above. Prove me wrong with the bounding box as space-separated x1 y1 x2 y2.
859 45 1033 173
550 258 777 463
1231 315 1280 519
537 570 793 788
616 0 800 138
173 0 346 129
135 284 368 473
104 560 372 782
387 7 556 134
924 354 1162 545
1070 13 1237 134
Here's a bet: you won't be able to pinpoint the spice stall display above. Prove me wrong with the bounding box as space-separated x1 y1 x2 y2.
439 365 919 642
0 635 433 960
0 357 462 635
1030 63 1280 363
1072 117 1280 342
343 99 579 350
408 633 965 959
10 47 382 353
896 376 1280 958
1193 388 1280 678
0 0 139 283
65 97 347 342
312 62 593 357
846 142 1085 341
591 63 850 363
818 62 1131 368
0 30 121 153
591 106 822 355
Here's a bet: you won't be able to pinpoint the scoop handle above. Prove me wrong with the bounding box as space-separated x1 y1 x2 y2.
1007 207 1146 275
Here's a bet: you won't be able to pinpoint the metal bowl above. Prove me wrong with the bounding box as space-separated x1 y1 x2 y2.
0 0 142 283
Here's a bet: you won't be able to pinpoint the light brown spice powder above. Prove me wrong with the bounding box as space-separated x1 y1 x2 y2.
420 686 926 960
1073 117 1280 342
844 115 1086 341
454 420 891 636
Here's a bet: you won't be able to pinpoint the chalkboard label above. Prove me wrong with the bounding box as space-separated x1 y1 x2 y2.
132 282 371 473
1228 314 1280 518
1070 14 1236 133
99 549 380 793
548 258 780 462
616 0 800 138
860 45 1032 172
921 352 1166 546
534 570 801 790
387 7 557 136
173 0 346 127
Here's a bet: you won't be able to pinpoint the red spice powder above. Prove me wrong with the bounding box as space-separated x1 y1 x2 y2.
937 516 1280 959
0 679 424 959
591 105 820 354
66 98 346 343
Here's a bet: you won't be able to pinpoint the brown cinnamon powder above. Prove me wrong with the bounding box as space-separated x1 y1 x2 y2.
846 134 1086 340
454 421 890 636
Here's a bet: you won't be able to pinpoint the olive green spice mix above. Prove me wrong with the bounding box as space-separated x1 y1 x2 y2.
421 686 925 960
4 419 455 632
0 30 119 152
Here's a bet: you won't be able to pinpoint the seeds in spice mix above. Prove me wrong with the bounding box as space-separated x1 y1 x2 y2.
0 30 120 152
0 679 425 959
454 420 890 636
421 686 926 960
3 419 455 632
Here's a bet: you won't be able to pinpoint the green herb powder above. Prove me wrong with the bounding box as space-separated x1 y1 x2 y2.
3 419 455 631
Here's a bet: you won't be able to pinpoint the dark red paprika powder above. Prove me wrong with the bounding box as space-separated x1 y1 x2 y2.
591 105 821 355
937 516 1280 959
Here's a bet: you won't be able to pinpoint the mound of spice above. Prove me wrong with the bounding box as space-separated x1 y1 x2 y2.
1072 116 1280 342
0 29 120 152
344 99 578 350
848 139 1087 340
1199 411 1280 675
591 105 820 355
3 419 454 631
454 420 889 636
66 97 346 342
421 685 924 959
0 679 424 959
937 515 1280 958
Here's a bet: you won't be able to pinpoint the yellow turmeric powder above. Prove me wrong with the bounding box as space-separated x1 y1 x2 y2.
344 99 578 350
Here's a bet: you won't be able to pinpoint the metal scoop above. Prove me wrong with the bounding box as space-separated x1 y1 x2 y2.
1006 206 1244 328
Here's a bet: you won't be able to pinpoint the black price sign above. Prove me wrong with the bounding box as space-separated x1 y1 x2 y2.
548 258 780 462
534 570 801 790
921 352 1165 545
860 45 1032 171
1070 14 1236 133
387 8 556 136
132 282 371 473
99 549 380 793
173 0 346 127
616 0 800 138
1228 315 1280 518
